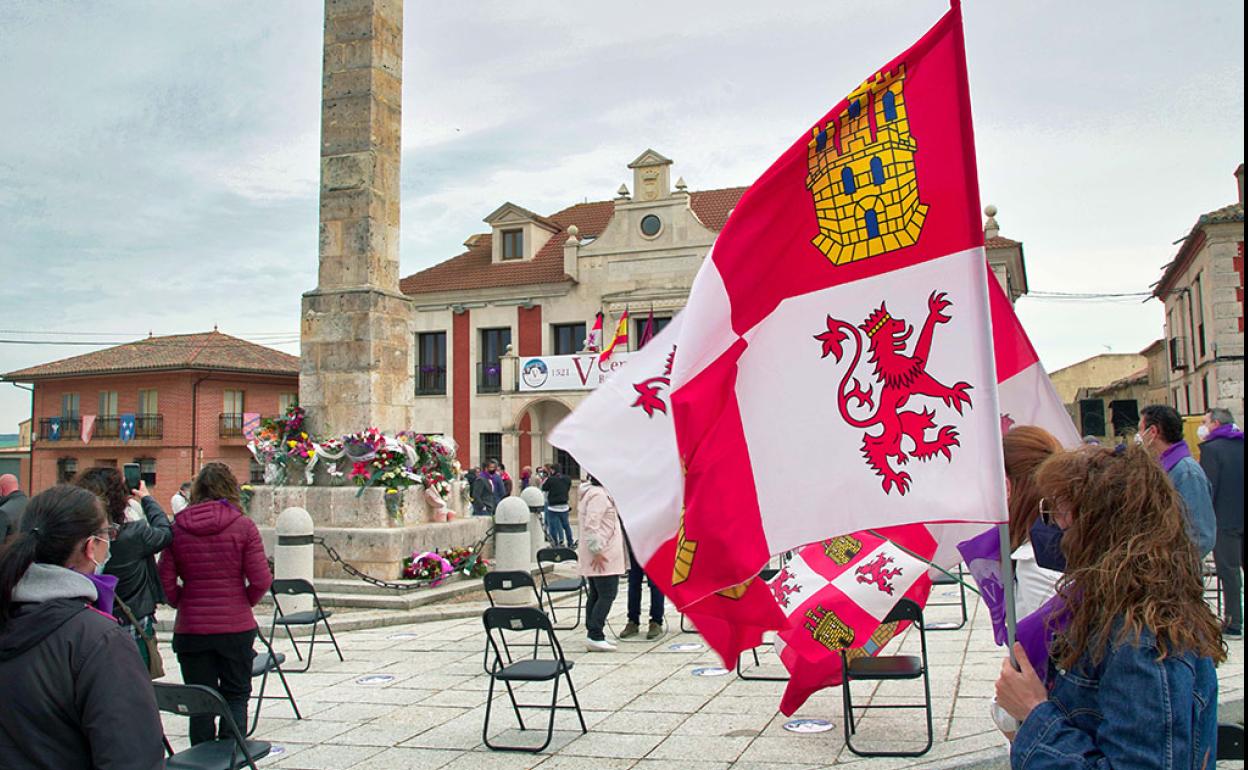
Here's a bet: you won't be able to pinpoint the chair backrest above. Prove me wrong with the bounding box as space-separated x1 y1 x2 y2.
484 570 537 595
759 568 780 582
481 606 561 672
154 683 259 768
1218 722 1245 760
271 578 316 597
883 598 923 625
536 547 577 565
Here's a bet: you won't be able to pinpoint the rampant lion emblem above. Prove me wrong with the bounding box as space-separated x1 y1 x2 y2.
770 567 803 610
855 553 904 595
813 291 972 495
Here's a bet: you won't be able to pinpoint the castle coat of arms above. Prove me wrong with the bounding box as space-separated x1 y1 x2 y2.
804 604 855 652
806 66 928 265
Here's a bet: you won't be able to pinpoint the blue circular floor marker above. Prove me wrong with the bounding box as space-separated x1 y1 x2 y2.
691 666 730 677
784 718 834 734
355 674 396 685
668 642 704 652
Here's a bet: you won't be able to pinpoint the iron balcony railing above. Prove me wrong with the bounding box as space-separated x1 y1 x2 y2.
416 365 447 395
38 417 80 440
95 416 120 438
38 414 162 440
1169 336 1189 371
135 413 163 439
220 413 244 437
477 362 503 394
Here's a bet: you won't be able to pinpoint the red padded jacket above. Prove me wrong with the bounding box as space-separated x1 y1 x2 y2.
158 499 272 634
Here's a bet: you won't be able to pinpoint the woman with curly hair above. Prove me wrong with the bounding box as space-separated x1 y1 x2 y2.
996 445 1225 768
72 467 172 668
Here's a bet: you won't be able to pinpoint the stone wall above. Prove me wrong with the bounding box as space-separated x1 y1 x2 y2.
247 481 491 579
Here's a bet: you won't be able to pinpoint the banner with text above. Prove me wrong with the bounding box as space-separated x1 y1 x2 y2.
519 352 634 392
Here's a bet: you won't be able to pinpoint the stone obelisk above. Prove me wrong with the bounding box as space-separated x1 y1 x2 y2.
300 0 411 436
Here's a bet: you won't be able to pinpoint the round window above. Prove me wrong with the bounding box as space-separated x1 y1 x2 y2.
640 214 662 237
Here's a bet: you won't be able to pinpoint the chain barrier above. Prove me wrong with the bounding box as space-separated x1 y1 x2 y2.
309 525 496 592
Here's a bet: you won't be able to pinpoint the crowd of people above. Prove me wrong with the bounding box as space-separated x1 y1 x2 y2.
0 462 272 768
0 404 1241 767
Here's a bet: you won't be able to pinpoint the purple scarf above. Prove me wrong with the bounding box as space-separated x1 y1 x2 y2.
1159 440 1192 473
1206 424 1244 442
85 572 119 617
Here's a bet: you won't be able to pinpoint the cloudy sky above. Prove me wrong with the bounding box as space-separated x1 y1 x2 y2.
0 0 1242 431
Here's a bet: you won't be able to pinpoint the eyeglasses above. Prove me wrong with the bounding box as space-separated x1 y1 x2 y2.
93 524 120 542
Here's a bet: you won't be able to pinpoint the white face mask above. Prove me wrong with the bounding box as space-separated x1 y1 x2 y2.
90 536 111 575
1196 425 1210 441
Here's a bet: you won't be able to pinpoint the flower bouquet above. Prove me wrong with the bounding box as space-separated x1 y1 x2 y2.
401 550 453 585
442 545 489 578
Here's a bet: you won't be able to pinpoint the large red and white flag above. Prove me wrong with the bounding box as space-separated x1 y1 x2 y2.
551 2 1076 665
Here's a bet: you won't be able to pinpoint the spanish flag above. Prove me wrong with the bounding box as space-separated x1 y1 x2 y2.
599 309 629 363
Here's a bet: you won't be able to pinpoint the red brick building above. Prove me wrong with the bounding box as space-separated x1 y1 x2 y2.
2 331 299 494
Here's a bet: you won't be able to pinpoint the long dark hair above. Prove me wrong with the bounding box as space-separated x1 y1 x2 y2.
73 466 130 525
0 485 106 630
190 462 241 510
1035 445 1226 669
1003 426 1062 551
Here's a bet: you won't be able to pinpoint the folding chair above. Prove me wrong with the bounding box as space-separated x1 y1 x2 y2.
1218 722 1245 761
841 598 933 758
248 629 300 736
1203 558 1222 617
735 569 789 681
482 571 545 667
925 564 968 631
153 682 271 770
267 578 344 672
481 606 588 753
535 547 586 630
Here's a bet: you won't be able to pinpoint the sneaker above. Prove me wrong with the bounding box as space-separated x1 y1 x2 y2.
1223 624 1243 640
586 638 617 652
646 621 664 640
619 622 640 639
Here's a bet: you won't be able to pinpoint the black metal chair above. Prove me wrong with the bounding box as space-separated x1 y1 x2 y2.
1218 722 1245 760
482 571 545 667
535 547 585 630
267 578 344 672
153 682 271 770
248 629 300 736
841 598 933 758
925 564 968 631
1203 559 1222 617
481 606 588 753
735 569 790 681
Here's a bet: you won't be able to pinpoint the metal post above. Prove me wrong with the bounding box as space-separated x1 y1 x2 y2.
997 521 1019 666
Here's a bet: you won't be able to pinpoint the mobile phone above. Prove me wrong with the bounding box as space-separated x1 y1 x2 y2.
123 463 141 491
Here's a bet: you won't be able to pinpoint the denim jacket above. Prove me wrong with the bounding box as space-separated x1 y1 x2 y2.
1168 457 1217 557
1012 623 1218 769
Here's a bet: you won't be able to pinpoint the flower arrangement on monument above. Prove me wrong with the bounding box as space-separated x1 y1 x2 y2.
442 545 490 578
401 551 453 585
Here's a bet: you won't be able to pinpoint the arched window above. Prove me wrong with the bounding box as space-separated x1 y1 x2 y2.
870 157 885 185
841 168 856 194
864 209 880 238
882 91 898 122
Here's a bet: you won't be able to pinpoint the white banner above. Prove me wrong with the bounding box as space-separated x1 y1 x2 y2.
518 351 633 392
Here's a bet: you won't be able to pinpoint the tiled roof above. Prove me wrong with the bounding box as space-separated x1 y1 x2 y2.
3 331 300 381
1154 201 1245 297
400 187 748 296
985 235 1021 249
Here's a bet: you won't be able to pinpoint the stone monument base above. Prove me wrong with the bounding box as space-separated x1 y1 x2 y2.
246 484 491 580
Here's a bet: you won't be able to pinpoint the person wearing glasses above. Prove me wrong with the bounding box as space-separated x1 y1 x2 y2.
1002 426 1065 620
73 468 172 669
995 445 1224 769
0 485 164 769
159 462 272 745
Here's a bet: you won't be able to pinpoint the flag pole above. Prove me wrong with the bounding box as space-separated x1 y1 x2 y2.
864 529 980 595
997 521 1020 668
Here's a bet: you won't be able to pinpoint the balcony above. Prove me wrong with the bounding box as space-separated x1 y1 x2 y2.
1169 337 1189 371
416 365 447 396
38 416 81 441
477 362 503 394
220 413 244 437
38 414 162 441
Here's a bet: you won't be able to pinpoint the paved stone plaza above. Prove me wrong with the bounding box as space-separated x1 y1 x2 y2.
156 580 1245 770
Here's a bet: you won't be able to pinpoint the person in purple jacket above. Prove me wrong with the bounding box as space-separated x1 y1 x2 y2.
159 462 273 745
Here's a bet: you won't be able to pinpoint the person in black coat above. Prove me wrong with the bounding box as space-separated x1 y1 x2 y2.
74 467 173 665
1199 407 1245 638
0 485 164 770
0 474 27 545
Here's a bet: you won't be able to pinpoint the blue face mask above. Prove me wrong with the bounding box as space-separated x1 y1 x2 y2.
1030 518 1066 572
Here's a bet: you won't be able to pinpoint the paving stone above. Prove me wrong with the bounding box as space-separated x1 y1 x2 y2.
558 731 665 758
271 741 386 769
647 734 752 762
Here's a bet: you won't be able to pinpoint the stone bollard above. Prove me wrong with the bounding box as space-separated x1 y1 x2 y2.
493 496 532 606
274 506 315 616
520 486 546 561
